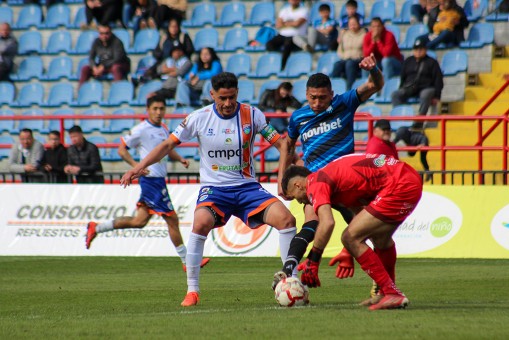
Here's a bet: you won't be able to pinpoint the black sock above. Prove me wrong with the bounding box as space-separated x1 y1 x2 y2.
282 220 318 276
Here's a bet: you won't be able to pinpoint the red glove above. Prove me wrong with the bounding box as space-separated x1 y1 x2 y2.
299 247 323 288
328 247 355 279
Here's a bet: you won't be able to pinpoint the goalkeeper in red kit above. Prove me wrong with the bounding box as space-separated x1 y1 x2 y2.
281 153 423 310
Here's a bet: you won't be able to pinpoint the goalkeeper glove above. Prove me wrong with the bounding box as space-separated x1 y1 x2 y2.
328 247 355 279
299 247 323 288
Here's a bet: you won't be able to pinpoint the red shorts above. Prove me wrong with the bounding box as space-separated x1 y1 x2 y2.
365 165 423 225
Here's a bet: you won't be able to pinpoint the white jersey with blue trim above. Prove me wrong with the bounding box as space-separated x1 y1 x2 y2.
121 120 170 178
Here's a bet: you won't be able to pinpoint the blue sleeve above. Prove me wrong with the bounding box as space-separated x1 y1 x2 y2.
287 108 303 140
196 60 223 80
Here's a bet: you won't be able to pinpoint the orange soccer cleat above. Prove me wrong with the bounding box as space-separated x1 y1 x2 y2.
368 294 409 311
181 292 200 307
182 258 211 272
85 222 98 249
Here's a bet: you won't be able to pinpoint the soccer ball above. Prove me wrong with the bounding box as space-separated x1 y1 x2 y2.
274 277 309 307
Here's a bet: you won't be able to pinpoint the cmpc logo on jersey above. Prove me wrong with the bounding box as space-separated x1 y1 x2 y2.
211 218 273 255
490 204 509 250
393 192 463 255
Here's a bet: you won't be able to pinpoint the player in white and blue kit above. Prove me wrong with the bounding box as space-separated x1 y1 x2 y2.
86 95 209 271
120 73 298 307
273 54 386 288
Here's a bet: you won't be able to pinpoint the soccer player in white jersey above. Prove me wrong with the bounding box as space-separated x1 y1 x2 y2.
85 95 210 271
120 72 298 307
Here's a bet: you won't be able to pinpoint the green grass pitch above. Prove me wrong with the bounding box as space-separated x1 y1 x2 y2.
1 257 508 339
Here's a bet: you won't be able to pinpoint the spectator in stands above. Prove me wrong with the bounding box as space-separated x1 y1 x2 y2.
153 0 187 28
339 0 364 28
411 0 439 25
366 119 398 158
391 38 443 118
266 0 308 69
258 82 302 133
0 23 17 82
41 130 68 183
394 124 431 181
83 0 124 29
149 46 192 101
127 0 158 32
331 16 366 90
499 0 509 13
295 3 338 51
363 17 403 80
418 0 464 50
8 128 45 183
65 126 104 184
141 19 194 83
79 24 130 86
175 47 222 107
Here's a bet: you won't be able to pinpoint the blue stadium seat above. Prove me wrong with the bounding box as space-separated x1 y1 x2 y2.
248 53 282 79
71 81 103 107
103 137 122 161
355 105 382 132
464 0 488 22
385 24 400 44
86 136 109 159
128 29 159 54
460 23 494 48
292 79 307 104
172 107 195 114
278 52 312 78
100 81 134 106
339 1 365 22
43 56 73 81
102 108 136 133
245 2 275 26
0 82 15 105
18 109 45 133
441 50 468 76
217 28 248 52
113 28 130 50
42 4 70 28
368 0 396 22
331 78 347 94
226 53 251 77
131 55 157 81
237 79 255 103
310 1 336 24
14 5 42 29
255 146 279 161
10 56 43 81
130 80 162 106
486 0 509 22
400 24 428 49
0 7 13 25
12 83 44 108
176 144 198 159
390 105 415 130
252 79 281 105
315 52 340 76
393 0 413 24
42 83 74 108
0 109 17 135
193 28 219 51
44 31 72 54
47 109 75 132
70 58 89 81
167 118 182 133
79 108 106 133
71 6 87 28
216 2 245 27
374 77 400 103
18 31 42 55
183 3 216 27
70 31 99 54
245 26 277 52
0 135 14 159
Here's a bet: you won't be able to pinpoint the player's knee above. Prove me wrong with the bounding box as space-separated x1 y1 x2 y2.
279 213 296 229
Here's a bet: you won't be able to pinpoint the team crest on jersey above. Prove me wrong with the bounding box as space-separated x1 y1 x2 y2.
225 138 232 145
199 195 208 201
222 128 235 134
373 155 387 167
179 116 189 127
206 128 215 136
242 124 251 135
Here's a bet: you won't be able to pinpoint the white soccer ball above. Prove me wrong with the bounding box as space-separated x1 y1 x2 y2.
274 277 309 307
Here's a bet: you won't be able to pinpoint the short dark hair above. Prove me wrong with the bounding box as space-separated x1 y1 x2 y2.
69 125 83 134
281 165 312 195
346 0 358 8
307 73 332 90
371 17 384 26
146 94 166 108
318 3 331 11
98 24 111 31
211 72 238 91
20 128 33 136
279 82 293 92
49 130 61 138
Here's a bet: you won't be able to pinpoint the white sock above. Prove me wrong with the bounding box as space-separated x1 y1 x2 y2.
175 244 187 264
278 227 296 266
186 232 207 293
95 220 114 233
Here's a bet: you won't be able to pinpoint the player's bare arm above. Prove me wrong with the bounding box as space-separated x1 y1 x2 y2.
276 137 298 199
311 204 336 251
167 149 190 169
357 53 385 102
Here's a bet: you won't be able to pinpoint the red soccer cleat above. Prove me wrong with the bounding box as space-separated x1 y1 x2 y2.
183 258 211 272
85 222 97 249
181 292 200 307
368 294 409 310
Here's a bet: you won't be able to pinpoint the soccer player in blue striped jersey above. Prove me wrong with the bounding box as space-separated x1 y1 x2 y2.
273 53 385 289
